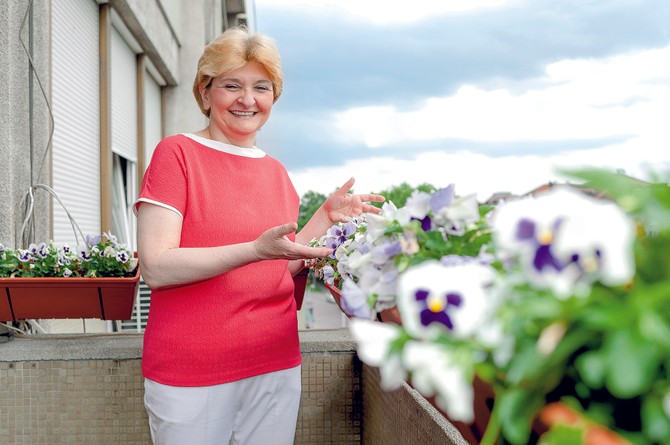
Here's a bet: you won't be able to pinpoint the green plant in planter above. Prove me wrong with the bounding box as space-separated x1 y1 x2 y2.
343 168 670 445
0 232 138 278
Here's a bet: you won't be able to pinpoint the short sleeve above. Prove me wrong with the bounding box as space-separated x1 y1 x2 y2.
134 138 188 218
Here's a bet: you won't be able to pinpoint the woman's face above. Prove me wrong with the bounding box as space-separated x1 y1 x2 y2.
200 61 275 147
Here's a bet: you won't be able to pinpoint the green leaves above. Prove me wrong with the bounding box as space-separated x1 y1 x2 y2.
0 236 137 278
603 330 659 399
497 389 545 444
539 424 585 445
642 394 670 444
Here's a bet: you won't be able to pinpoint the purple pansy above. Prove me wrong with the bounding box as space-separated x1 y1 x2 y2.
515 217 566 273
85 235 101 248
414 288 463 330
430 185 455 214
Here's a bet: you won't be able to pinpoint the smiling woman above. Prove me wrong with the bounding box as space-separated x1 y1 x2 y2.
134 25 384 445
197 61 276 147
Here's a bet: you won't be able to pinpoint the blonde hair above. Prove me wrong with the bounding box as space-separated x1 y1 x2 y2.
192 26 284 117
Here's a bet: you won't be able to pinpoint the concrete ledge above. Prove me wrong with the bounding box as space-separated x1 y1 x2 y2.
299 328 356 353
0 332 144 362
0 328 354 362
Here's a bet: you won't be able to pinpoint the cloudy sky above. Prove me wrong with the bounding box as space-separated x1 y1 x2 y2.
251 0 670 201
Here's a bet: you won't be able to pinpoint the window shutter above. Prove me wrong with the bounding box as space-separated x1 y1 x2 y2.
51 0 101 245
143 72 163 170
119 280 151 332
111 26 138 163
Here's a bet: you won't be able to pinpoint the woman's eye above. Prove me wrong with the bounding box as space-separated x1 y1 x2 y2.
256 85 271 92
225 84 240 90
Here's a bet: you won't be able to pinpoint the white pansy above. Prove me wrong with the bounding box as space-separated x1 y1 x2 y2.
491 187 636 297
340 279 373 319
349 319 406 390
433 193 480 235
403 190 432 220
403 342 474 423
397 261 496 340
365 201 402 243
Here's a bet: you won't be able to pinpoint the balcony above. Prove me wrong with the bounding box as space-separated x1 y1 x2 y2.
0 329 468 445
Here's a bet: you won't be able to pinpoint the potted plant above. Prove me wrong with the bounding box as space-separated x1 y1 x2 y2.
307 183 493 323
308 170 670 445
0 232 140 321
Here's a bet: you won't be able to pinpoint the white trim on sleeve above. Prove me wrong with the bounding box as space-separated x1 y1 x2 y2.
133 198 183 219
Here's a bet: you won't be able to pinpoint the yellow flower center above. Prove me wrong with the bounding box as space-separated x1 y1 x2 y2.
537 229 553 245
427 296 446 313
580 255 599 273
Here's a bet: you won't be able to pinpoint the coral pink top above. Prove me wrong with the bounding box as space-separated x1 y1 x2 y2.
135 133 301 386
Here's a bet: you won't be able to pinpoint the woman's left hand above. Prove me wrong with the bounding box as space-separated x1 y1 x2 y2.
323 177 385 223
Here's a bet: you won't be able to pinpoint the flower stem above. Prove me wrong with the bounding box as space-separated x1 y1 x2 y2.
480 400 502 445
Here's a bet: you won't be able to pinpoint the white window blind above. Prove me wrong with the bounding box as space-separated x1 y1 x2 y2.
119 281 151 333
111 26 138 163
143 71 163 171
51 0 101 245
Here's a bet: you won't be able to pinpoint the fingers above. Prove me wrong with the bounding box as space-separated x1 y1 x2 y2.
336 177 356 195
358 193 385 203
363 204 383 215
257 223 331 261
274 222 298 237
297 245 333 259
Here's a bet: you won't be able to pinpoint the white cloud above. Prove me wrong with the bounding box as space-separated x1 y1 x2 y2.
288 136 669 201
333 45 670 147
255 0 517 24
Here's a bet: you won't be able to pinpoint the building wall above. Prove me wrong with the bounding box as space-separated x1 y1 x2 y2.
0 0 51 249
161 0 218 137
0 0 240 333
0 0 232 248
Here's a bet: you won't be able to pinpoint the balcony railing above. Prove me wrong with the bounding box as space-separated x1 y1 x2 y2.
0 329 467 445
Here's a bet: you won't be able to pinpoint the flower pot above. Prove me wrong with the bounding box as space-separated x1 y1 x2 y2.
293 268 310 310
537 402 633 445
325 282 404 325
0 266 140 321
325 282 344 311
378 307 402 325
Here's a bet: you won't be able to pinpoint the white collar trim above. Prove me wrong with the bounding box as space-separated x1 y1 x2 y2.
182 133 266 158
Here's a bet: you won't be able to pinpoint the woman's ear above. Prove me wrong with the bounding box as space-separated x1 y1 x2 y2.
199 84 211 112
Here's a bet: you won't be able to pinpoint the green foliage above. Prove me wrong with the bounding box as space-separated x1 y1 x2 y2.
297 181 438 229
297 190 327 231
370 182 437 208
491 169 670 444
0 234 137 278
539 424 585 445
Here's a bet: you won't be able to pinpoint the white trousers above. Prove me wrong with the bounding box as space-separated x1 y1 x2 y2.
144 365 301 445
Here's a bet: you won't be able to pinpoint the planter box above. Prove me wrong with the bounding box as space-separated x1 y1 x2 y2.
325 282 402 324
0 267 140 321
293 268 310 310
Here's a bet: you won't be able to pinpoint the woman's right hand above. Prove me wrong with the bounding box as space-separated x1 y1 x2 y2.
253 222 332 261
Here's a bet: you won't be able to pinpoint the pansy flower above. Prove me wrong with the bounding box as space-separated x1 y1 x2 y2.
402 342 475 423
492 187 635 297
397 261 495 340
340 279 373 319
17 250 32 262
404 190 433 230
432 193 480 236
349 319 407 390
365 201 402 243
85 234 101 248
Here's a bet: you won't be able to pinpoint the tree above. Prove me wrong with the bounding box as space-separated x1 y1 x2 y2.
297 182 438 231
371 182 437 208
297 190 327 231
